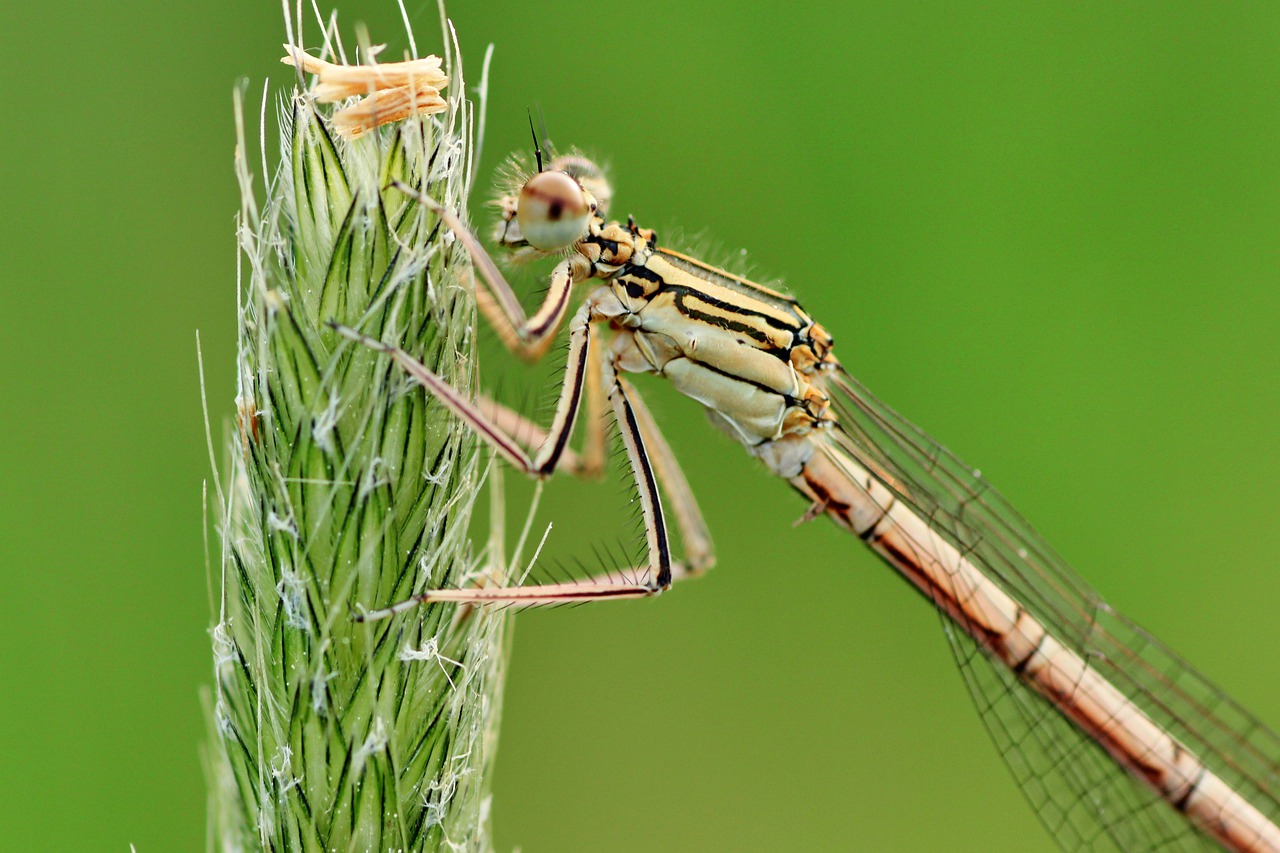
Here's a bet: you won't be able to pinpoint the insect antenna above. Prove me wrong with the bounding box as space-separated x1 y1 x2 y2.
526 107 544 173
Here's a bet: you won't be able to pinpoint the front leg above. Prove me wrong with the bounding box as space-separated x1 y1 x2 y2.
475 330 609 479
352 344 696 615
330 302 593 478
393 181 583 362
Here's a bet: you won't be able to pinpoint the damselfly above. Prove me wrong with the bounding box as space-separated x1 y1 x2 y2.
334 148 1280 852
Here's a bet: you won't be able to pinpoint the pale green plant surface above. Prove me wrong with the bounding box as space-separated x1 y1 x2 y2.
203 14 509 851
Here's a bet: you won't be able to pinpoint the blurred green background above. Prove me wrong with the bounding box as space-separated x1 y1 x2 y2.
3 1 1277 850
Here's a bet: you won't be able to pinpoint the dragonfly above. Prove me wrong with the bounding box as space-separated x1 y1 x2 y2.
334 145 1280 852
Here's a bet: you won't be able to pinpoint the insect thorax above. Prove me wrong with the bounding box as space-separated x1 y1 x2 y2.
596 225 838 450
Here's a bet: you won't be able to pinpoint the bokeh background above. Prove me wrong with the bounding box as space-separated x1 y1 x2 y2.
3 2 1278 850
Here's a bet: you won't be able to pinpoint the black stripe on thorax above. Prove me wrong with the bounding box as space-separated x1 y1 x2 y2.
682 357 800 409
620 258 806 332
667 286 806 359
616 262 665 299
622 262 665 285
668 284 804 334
619 259 820 360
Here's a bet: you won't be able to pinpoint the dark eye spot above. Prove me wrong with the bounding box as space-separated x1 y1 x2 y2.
548 200 563 221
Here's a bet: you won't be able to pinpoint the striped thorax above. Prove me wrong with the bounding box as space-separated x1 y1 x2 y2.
499 155 838 464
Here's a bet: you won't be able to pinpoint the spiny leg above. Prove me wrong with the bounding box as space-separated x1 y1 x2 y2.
474 332 608 479
453 331 706 569
623 378 715 573
330 303 593 477
464 379 713 581
395 182 579 361
476 396 596 476
579 330 608 476
356 352 690 615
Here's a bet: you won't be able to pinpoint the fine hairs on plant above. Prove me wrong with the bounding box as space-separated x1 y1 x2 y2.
201 5 512 850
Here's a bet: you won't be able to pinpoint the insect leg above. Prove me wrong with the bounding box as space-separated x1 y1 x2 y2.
395 183 578 361
355 350 682 615
428 374 712 603
473 331 608 479
471 263 574 362
622 379 715 573
330 304 592 477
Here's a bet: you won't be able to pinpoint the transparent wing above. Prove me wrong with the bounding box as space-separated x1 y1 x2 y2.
826 367 1280 851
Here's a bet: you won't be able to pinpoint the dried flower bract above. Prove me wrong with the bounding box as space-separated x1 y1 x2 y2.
281 45 449 137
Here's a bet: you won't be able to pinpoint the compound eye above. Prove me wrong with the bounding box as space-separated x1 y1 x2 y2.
517 170 596 251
